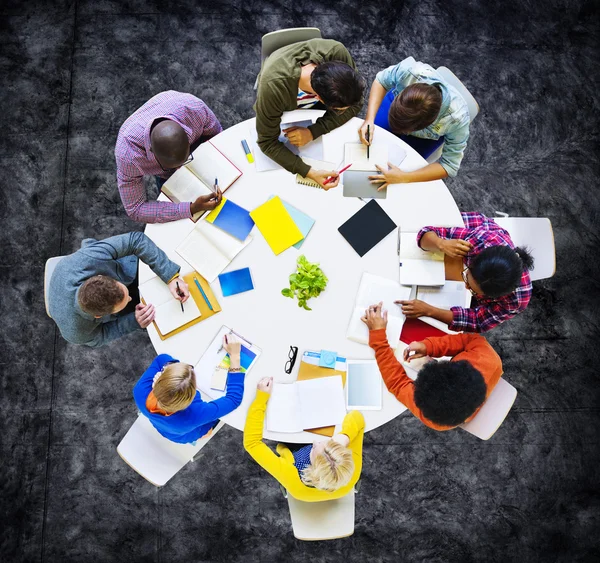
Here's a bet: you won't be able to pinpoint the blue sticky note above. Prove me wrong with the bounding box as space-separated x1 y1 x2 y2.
268 196 315 249
319 350 337 369
218 268 254 297
213 200 255 241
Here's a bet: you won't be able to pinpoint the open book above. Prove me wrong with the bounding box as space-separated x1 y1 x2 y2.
399 233 445 286
266 375 346 433
139 276 202 336
416 281 472 333
176 220 252 282
161 141 242 222
347 272 412 347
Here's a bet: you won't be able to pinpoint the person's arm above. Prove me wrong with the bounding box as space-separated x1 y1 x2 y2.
369 162 449 189
437 121 470 178
81 232 180 284
188 97 223 140
255 81 312 177
81 313 141 348
422 333 475 358
358 79 388 145
243 391 291 483
188 371 245 424
416 223 472 250
116 159 192 224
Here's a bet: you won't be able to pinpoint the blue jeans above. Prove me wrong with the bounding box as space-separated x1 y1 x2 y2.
375 90 445 159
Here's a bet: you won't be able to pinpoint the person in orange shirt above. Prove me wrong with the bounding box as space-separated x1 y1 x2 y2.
362 302 503 430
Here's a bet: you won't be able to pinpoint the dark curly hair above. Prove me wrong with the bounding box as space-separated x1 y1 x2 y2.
414 360 487 427
310 61 366 109
470 245 534 299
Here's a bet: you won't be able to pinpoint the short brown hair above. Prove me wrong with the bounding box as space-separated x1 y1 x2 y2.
388 83 442 134
154 363 197 413
78 275 124 316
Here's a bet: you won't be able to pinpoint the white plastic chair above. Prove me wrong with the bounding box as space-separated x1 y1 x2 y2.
117 414 225 486
254 27 322 89
286 490 355 540
44 256 65 318
460 378 517 440
493 216 556 281
427 66 479 164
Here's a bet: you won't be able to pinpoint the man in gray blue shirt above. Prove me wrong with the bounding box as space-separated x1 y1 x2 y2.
48 232 189 347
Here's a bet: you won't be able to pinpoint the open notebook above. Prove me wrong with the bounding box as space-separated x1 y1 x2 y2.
176 220 252 282
399 233 445 286
347 272 412 347
161 141 242 222
416 281 472 333
139 276 202 336
266 375 346 433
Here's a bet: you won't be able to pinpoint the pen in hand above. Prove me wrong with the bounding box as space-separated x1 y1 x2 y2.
214 177 219 194
176 281 185 313
366 124 370 159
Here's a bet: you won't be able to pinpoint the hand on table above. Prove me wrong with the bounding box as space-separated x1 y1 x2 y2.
395 299 433 319
135 303 155 328
358 119 375 146
369 163 406 190
438 238 473 258
403 341 428 362
257 377 273 393
307 168 340 190
190 189 222 214
168 278 190 303
361 301 388 330
282 126 313 147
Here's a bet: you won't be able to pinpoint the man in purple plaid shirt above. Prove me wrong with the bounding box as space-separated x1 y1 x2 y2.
115 91 224 223
397 212 534 333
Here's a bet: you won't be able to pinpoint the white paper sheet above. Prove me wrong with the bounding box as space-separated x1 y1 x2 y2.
153 298 202 335
344 143 389 171
266 384 303 433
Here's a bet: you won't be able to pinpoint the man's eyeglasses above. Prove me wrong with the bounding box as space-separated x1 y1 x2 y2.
285 346 299 374
156 151 194 173
461 267 477 296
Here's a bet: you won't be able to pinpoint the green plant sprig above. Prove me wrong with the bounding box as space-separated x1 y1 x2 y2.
281 255 328 311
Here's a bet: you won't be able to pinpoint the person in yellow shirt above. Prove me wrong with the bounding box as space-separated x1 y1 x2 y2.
243 377 365 502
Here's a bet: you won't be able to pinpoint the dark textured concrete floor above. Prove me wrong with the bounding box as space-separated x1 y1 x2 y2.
1 0 599 562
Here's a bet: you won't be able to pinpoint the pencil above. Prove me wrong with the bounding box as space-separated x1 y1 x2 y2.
194 277 213 311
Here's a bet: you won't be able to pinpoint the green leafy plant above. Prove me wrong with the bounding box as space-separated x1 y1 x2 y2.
281 255 328 310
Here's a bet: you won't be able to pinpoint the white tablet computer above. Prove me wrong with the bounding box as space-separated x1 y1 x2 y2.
346 360 383 410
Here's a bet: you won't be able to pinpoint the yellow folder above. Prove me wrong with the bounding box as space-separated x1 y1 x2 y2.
250 196 304 255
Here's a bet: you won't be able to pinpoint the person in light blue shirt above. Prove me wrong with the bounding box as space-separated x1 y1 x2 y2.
359 57 471 187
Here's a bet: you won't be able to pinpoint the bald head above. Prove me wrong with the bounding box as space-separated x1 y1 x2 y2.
150 119 190 169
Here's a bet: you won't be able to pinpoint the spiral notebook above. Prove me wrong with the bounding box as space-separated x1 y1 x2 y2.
295 158 337 188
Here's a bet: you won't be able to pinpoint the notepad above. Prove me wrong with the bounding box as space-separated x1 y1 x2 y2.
206 197 254 241
399 234 445 286
346 272 412 346
267 196 315 249
176 220 253 282
338 199 397 257
266 376 346 433
161 141 242 221
218 267 254 297
250 196 304 255
416 281 472 333
139 276 202 336
294 158 338 188
345 143 389 171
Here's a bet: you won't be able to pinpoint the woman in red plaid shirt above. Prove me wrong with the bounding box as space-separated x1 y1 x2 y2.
397 213 535 333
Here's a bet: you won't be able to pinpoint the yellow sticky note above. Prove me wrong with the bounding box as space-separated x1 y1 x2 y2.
250 196 304 255
205 197 227 223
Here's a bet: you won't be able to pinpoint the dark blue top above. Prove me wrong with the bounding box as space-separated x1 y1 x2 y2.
133 354 245 444
292 445 313 475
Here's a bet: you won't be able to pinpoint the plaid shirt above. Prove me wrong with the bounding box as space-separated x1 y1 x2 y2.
417 212 532 333
115 91 222 223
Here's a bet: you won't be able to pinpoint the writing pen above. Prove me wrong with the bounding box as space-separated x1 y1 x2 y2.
176 281 185 313
193 276 213 311
323 163 353 185
213 177 219 195
366 124 370 159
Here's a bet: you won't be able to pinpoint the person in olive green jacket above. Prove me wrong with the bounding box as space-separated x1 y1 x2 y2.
254 38 366 189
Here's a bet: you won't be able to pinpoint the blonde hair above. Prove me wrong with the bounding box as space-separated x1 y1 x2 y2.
300 440 355 492
153 363 196 413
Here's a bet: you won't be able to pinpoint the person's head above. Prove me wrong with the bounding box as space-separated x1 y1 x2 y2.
150 119 191 170
78 275 130 317
414 360 487 427
300 439 355 492
310 61 366 112
388 83 443 134
153 362 197 413
466 246 535 299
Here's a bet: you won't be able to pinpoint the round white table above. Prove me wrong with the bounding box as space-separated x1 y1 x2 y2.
139 109 463 443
